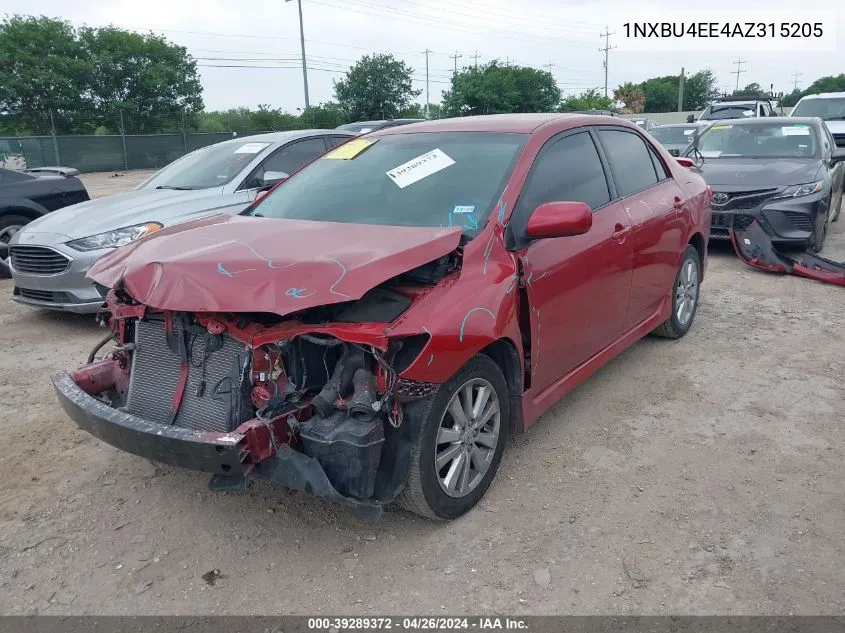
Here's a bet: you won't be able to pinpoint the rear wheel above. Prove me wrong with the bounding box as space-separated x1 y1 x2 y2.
652 245 701 339
397 354 509 520
0 214 29 278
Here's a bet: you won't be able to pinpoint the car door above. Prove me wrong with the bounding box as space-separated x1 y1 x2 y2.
510 128 634 393
596 128 688 331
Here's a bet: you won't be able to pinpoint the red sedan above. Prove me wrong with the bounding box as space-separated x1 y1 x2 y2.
53 114 711 520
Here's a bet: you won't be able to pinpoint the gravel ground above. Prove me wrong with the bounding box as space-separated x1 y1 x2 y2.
1 172 843 615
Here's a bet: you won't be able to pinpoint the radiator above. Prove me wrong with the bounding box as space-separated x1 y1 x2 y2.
126 319 252 433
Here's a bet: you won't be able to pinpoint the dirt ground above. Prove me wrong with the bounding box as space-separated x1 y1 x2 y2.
1 172 843 616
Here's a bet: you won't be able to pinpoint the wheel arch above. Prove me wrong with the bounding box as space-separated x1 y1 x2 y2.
477 338 525 435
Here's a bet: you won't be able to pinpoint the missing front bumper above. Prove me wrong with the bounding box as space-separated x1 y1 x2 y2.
51 371 383 520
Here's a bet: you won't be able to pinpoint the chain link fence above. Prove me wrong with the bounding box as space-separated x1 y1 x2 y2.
0 131 278 173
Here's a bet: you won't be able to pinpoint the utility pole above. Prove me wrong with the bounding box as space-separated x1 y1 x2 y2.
678 67 685 112
286 0 310 109
599 26 616 98
472 50 480 67
543 62 556 74
449 51 462 74
791 71 802 92
731 58 746 93
422 49 432 118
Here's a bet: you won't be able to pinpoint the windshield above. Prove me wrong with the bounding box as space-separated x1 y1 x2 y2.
700 105 757 120
791 97 845 120
695 122 819 158
140 140 272 190
251 132 526 234
336 123 381 133
650 126 700 144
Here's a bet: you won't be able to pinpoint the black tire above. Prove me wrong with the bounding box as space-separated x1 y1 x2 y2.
652 245 701 339
0 214 31 278
397 354 509 520
831 194 841 223
809 209 828 253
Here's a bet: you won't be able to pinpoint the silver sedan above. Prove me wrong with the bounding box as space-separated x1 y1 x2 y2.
9 129 353 313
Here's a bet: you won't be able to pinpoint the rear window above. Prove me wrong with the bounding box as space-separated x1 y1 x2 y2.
650 126 700 144
791 97 845 120
700 105 757 120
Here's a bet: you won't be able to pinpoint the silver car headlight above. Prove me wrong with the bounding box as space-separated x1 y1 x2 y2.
66 222 163 251
773 181 824 199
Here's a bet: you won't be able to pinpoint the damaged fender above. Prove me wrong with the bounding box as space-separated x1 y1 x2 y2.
730 219 845 287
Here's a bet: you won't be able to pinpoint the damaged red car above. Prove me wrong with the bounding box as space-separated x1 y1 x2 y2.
53 114 712 520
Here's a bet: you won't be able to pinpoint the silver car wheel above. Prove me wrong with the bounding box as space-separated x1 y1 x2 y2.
435 377 501 498
675 258 698 327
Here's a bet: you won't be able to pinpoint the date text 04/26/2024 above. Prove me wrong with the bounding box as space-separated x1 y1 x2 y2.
307 617 528 631
623 22 823 38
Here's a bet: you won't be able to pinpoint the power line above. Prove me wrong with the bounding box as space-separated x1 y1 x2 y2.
791 71 802 92
471 51 480 68
599 26 616 98
449 51 463 74
543 63 556 74
731 58 746 92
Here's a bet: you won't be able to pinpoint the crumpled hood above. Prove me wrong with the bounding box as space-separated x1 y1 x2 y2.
696 158 821 189
88 214 462 317
20 187 241 239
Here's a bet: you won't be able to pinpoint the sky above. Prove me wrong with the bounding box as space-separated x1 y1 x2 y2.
5 0 843 112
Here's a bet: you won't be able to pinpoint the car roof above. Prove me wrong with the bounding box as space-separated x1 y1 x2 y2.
653 122 708 128
223 129 351 145
708 116 819 127
797 92 845 100
374 113 615 135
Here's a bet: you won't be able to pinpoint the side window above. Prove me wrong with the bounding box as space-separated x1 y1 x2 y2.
240 138 329 190
648 144 669 180
597 129 659 197
324 136 351 150
262 138 328 174
517 131 610 213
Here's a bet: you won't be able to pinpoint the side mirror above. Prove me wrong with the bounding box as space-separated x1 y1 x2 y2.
831 148 845 165
676 157 695 168
262 171 290 188
525 201 592 239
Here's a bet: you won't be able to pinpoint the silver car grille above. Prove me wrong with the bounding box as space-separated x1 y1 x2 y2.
126 319 252 433
10 246 71 275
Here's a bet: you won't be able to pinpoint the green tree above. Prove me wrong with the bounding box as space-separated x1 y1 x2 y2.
300 102 347 128
78 26 203 133
559 89 613 112
397 103 424 118
801 74 845 95
682 70 719 110
334 54 421 120
639 76 678 112
781 89 804 108
732 82 767 98
0 16 92 134
441 62 560 116
613 82 645 113
424 103 443 119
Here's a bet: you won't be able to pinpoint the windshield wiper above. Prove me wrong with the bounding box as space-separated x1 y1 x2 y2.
155 185 195 190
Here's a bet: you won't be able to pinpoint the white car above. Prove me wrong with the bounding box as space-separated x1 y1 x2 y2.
790 92 845 153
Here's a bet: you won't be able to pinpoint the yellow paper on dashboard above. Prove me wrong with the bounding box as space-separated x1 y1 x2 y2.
323 138 378 160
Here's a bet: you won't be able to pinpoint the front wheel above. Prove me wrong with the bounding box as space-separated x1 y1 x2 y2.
397 354 509 520
652 245 701 339
0 214 29 278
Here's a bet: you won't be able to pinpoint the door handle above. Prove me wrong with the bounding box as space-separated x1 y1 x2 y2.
611 224 631 241
673 196 686 209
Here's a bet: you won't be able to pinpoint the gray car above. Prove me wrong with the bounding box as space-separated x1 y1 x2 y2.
9 129 353 313
649 122 710 156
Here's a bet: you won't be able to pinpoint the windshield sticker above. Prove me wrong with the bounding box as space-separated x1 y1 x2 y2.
701 150 722 157
386 148 455 189
743 110 755 116
323 138 377 160
452 205 475 214
712 124 733 130
357 127 372 133
683 129 696 135
234 142 271 154
782 126 811 136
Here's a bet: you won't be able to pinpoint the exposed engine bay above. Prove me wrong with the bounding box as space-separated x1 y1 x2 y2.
61 254 458 520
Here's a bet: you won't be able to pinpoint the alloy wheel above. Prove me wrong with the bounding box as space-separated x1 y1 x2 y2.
675 258 698 327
